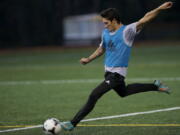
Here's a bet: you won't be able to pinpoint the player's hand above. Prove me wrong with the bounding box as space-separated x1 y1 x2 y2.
80 57 90 65
158 1 173 10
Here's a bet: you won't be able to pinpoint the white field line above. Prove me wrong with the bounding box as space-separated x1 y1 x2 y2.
81 106 180 122
0 106 180 133
0 77 180 85
0 125 42 133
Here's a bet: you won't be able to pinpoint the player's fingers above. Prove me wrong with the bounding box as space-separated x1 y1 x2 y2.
80 60 86 65
166 2 173 8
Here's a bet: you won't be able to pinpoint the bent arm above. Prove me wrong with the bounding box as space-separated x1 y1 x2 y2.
137 1 173 32
80 46 104 65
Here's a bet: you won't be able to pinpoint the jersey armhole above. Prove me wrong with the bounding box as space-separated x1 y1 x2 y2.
123 22 139 47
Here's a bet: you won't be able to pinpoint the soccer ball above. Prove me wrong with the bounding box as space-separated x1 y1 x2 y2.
43 118 62 135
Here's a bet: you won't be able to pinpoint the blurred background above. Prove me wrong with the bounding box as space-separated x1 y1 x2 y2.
0 0 179 48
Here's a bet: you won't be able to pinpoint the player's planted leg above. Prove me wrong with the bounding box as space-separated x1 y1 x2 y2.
60 121 74 131
61 81 111 130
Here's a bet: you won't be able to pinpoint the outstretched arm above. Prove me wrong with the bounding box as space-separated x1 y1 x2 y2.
80 46 104 65
137 1 173 32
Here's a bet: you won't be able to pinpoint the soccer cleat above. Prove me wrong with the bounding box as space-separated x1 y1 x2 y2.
60 121 74 131
154 80 171 94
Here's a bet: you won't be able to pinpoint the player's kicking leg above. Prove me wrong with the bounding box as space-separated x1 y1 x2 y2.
154 80 171 94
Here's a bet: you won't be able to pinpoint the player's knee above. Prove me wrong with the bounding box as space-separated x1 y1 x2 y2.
116 91 128 97
119 93 127 97
114 87 128 97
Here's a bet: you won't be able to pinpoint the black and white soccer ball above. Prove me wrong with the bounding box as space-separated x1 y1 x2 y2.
43 118 62 135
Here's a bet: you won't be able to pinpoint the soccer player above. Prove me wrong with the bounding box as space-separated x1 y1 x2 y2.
61 1 173 130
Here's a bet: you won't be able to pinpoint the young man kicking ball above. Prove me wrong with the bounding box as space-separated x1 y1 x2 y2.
61 1 173 130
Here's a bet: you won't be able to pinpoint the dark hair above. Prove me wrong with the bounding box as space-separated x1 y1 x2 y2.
100 8 121 23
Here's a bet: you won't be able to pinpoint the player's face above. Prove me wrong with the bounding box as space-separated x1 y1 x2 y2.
102 18 115 32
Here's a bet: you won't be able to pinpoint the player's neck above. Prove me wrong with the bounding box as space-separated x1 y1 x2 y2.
112 23 123 32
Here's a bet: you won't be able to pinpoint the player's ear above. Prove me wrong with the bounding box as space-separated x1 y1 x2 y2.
112 19 117 24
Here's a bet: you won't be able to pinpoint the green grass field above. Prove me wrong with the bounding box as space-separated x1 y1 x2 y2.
0 44 180 135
